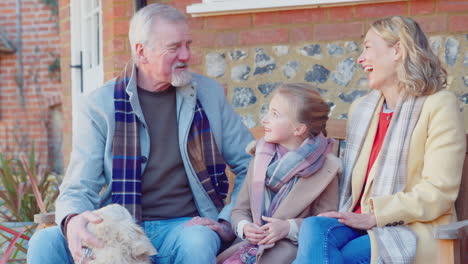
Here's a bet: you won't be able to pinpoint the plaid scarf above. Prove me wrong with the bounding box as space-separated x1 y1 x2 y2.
112 65 142 223
186 100 228 211
339 90 426 264
112 65 228 223
251 135 333 226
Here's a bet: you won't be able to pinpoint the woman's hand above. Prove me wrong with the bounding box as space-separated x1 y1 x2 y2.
258 216 290 245
243 223 267 245
319 211 377 230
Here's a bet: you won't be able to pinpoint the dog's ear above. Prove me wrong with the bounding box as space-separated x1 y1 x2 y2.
129 225 157 259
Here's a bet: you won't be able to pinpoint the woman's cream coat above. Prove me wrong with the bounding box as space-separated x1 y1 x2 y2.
349 90 466 263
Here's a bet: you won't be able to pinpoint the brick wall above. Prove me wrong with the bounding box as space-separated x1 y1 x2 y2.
58 0 468 167
0 0 62 171
168 0 468 131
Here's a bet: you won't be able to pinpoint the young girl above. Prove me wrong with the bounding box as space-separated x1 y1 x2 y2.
217 83 341 264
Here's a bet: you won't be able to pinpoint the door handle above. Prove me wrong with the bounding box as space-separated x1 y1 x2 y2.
70 51 83 93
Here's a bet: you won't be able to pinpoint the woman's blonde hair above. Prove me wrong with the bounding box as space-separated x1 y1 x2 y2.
274 83 330 137
371 16 447 97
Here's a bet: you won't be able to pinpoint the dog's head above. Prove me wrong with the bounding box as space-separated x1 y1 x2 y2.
84 204 157 264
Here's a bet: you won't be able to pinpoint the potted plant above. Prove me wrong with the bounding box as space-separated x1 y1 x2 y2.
0 146 60 262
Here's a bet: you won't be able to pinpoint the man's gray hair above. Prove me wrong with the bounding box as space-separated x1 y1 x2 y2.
129 4 186 61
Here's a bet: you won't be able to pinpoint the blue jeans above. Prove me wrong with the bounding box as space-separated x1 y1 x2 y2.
293 217 371 264
27 217 221 264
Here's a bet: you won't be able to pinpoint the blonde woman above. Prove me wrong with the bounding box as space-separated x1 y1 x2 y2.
293 16 466 264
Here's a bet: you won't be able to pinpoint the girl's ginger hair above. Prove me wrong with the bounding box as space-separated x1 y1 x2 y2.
371 16 447 97
274 83 330 137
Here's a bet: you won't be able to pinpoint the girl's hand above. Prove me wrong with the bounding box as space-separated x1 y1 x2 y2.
243 223 267 244
318 211 377 230
258 216 290 245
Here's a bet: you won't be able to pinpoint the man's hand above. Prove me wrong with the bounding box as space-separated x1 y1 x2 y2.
184 216 235 242
66 211 104 263
258 216 289 245
318 211 377 230
243 223 267 245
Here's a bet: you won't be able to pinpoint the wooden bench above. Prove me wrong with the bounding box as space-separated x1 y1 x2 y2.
36 119 467 263
434 133 468 264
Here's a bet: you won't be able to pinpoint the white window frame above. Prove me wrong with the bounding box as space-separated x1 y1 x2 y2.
187 0 406 17
70 0 104 133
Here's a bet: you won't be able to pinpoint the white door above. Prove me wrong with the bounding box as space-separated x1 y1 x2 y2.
81 0 103 94
70 0 103 131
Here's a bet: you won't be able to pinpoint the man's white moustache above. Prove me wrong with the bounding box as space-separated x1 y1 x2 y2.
173 62 187 68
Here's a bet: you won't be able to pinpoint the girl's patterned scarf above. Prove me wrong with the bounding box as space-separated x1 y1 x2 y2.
251 134 333 226
223 135 332 264
339 90 426 264
111 65 228 224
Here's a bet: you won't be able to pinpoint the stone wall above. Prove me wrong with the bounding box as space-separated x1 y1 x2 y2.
204 35 468 129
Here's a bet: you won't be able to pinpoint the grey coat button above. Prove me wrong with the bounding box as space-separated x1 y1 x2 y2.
141 156 148 163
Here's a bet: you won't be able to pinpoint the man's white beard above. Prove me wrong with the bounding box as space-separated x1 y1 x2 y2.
171 69 192 87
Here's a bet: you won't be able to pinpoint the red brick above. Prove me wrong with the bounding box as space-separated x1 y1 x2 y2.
290 27 313 42
415 15 447 33
205 14 251 30
190 50 202 65
38 12 51 19
187 17 204 30
173 0 199 12
449 15 468 32
190 66 202 75
278 8 327 24
1 8 16 14
355 2 407 18
253 12 277 27
59 5 70 18
215 32 238 47
192 31 216 48
113 38 126 51
315 22 364 41
0 0 61 166
240 28 288 45
438 0 468 12
410 0 435 15
58 0 69 7
113 4 133 17
329 6 354 22
113 20 130 36
103 9 116 24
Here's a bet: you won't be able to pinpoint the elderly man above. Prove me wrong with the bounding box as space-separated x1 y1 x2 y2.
27 3 253 263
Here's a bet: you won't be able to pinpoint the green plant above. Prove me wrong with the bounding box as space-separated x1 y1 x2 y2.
47 52 61 82
0 146 61 262
0 145 60 222
40 0 58 16
0 222 32 263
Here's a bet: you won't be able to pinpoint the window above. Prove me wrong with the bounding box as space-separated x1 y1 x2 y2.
187 0 404 17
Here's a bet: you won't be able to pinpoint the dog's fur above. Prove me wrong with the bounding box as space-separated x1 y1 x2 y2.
83 204 157 264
